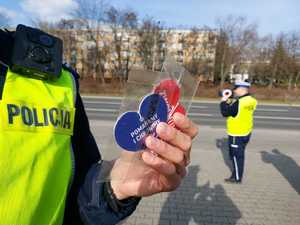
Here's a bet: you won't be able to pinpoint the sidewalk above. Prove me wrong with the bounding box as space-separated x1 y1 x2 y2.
90 122 300 225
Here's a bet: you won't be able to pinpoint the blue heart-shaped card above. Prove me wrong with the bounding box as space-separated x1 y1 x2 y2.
114 94 168 151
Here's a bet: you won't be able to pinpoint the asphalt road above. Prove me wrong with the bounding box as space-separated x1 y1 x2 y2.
83 96 300 130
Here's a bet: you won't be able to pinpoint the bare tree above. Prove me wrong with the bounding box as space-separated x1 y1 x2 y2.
55 19 80 68
31 19 52 32
285 31 300 90
137 18 166 71
73 0 109 84
268 35 284 88
249 32 300 90
214 15 258 87
106 6 138 83
249 35 274 85
265 34 299 89
182 27 217 80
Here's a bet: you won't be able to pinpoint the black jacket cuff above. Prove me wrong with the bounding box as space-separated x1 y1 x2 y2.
78 162 140 225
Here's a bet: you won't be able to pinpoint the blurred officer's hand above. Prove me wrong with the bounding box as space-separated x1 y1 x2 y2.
221 89 232 102
110 113 198 200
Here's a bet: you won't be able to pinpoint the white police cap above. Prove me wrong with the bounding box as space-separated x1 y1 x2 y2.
234 81 251 88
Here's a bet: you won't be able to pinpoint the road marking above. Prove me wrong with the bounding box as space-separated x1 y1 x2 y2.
85 108 300 121
256 109 289 112
82 96 122 100
83 96 300 106
254 116 300 121
85 108 215 117
84 102 210 109
187 113 214 117
84 103 290 113
87 113 118 118
86 108 118 112
84 101 121 105
190 105 208 109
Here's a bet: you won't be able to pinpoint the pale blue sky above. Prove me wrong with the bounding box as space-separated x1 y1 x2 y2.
0 0 299 35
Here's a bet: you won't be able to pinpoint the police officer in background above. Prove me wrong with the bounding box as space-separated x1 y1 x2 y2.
0 25 198 225
220 81 257 183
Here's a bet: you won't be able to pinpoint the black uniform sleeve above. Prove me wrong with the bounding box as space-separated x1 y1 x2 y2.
63 75 140 225
220 99 239 117
77 163 141 225
63 93 101 225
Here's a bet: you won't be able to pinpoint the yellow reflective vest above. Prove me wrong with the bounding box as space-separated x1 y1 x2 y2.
0 68 76 225
227 95 257 136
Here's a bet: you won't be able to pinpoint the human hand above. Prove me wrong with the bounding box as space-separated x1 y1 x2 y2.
110 113 198 200
221 89 232 102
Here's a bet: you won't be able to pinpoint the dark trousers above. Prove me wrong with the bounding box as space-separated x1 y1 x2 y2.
228 134 251 181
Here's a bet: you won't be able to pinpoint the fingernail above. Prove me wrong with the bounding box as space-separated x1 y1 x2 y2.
157 122 168 135
174 112 184 122
149 150 158 158
146 136 159 148
143 151 155 163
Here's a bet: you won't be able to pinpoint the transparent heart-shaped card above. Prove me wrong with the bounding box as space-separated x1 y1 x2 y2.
96 56 200 183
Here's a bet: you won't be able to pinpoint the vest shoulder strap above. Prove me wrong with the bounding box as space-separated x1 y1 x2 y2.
62 63 80 106
62 63 80 91
0 63 8 100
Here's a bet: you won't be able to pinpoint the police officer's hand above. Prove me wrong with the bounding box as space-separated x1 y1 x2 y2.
221 89 233 102
110 113 198 200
